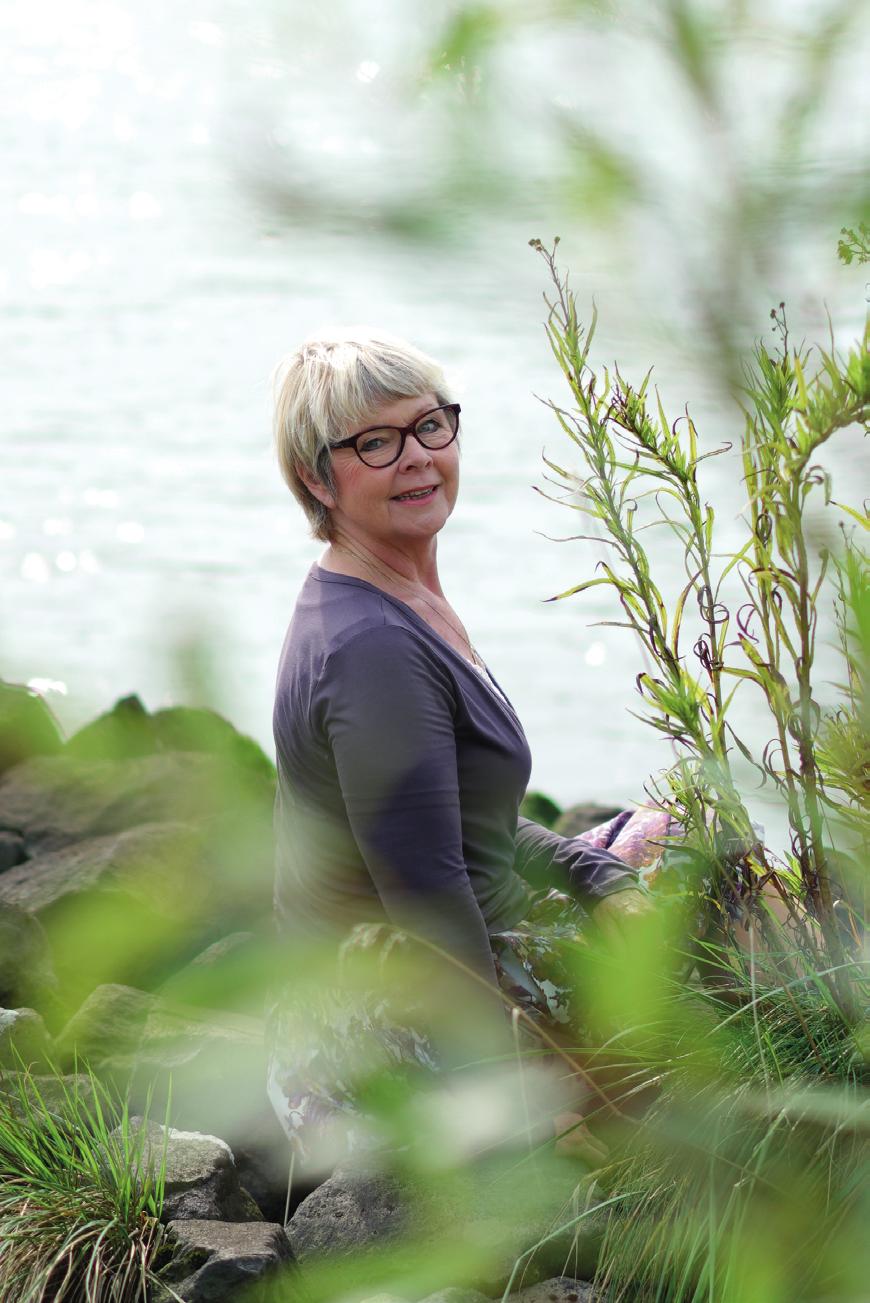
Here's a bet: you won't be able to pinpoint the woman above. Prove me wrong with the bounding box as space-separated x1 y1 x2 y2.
267 328 671 1177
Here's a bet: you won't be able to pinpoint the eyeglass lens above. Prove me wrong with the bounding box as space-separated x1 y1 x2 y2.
356 407 458 466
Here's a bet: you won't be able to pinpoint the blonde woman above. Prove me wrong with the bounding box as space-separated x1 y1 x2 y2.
267 328 666 1179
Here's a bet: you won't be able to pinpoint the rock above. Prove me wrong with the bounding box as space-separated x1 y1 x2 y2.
120 1119 263 1223
159 1218 293 1302
0 1071 98 1120
287 1158 603 1296
520 791 563 830
65 698 276 795
0 752 249 855
0 1007 51 1069
419 1290 491 1303
286 1166 414 1263
100 997 274 1178
553 804 624 840
511 1277 598 1303
158 931 263 1015
0 681 63 777
0 903 57 1013
56 984 157 1066
0 830 26 872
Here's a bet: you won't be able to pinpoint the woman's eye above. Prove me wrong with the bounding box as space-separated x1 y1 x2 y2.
416 419 438 434
360 436 386 452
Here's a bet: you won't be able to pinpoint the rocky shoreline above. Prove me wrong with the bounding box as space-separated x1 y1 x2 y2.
0 682 615 1302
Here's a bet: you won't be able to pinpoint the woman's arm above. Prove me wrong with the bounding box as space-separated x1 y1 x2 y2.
318 623 504 1000
513 816 643 908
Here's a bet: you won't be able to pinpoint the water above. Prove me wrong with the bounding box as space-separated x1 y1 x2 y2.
2 1 866 839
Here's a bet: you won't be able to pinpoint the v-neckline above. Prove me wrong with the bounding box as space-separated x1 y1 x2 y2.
311 563 522 724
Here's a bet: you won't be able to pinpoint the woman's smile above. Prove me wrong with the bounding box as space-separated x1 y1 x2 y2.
391 484 440 504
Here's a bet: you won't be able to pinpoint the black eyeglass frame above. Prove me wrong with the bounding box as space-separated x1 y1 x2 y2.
329 403 461 467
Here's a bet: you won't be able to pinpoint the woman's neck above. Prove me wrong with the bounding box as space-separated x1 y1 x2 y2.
321 529 443 599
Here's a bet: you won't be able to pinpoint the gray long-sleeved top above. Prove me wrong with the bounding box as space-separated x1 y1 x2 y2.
272 564 639 991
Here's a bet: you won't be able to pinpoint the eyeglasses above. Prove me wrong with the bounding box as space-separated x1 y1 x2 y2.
330 403 461 468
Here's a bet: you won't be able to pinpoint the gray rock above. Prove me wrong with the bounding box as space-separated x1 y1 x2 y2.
0 820 203 917
0 751 253 855
0 1071 98 1120
511 1277 598 1303
121 1119 263 1223
0 830 26 871
286 1167 414 1263
0 1007 51 1069
160 1218 293 1302
419 1290 491 1303
100 1003 274 1201
0 681 63 778
56 983 157 1066
553 804 624 840
158 931 264 1016
0 903 57 1013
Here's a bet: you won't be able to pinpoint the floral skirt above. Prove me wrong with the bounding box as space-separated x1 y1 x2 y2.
266 806 674 1174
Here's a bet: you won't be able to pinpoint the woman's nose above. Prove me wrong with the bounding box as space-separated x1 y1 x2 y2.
398 432 434 470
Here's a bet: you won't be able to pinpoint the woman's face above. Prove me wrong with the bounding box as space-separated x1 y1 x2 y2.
323 391 460 551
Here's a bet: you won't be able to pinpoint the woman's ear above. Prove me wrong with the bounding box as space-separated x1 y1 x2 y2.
297 464 336 510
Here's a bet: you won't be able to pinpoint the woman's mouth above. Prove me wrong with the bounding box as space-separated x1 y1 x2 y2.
392 485 438 503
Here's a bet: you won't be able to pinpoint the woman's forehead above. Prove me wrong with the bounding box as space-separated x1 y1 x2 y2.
356 391 439 430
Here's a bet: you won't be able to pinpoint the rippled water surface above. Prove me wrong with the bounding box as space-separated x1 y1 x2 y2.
2 2 866 836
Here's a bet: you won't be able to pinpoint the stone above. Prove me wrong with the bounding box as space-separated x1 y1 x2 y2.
119 1119 263 1223
286 1158 603 1296
0 752 240 855
511 1277 598 1303
0 903 58 1013
65 698 276 795
520 791 563 830
286 1167 415 1263
158 931 265 1016
56 984 157 1066
160 1218 294 1302
0 1071 98 1120
0 681 63 777
553 804 624 840
0 830 26 872
419 1290 491 1303
0 1007 51 1069
102 999 274 1175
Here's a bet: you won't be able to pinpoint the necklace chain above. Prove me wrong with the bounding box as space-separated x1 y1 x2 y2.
332 541 482 668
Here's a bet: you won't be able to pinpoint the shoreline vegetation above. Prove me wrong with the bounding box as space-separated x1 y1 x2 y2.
1 676 867 1302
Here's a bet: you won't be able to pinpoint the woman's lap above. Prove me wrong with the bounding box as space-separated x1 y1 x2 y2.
266 806 675 1167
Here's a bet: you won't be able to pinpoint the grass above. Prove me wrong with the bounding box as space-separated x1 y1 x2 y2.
0 1062 175 1303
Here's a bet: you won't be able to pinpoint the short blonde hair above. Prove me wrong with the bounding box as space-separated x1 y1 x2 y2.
272 326 453 540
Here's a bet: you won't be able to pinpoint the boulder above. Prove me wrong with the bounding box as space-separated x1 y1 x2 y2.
418 1290 491 1303
0 751 260 856
65 697 275 791
511 1278 598 1303
520 791 563 830
0 1007 52 1069
56 984 157 1067
158 931 270 1017
553 804 624 839
0 903 57 1014
0 1071 98 1120
0 830 26 872
286 1159 595 1295
159 1218 293 1302
0 681 63 777
120 1119 263 1223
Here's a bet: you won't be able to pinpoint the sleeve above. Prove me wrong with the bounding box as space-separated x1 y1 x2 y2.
513 816 641 908
317 623 503 998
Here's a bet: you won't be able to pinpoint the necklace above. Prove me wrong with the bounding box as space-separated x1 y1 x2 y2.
331 540 484 669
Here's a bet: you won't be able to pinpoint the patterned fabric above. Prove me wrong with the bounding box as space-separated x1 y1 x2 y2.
266 806 674 1172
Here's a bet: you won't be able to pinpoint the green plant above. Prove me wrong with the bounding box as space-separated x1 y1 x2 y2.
530 234 868 1013
0 1063 174 1303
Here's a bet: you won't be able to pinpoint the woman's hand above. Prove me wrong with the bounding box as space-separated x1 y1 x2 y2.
591 887 652 943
